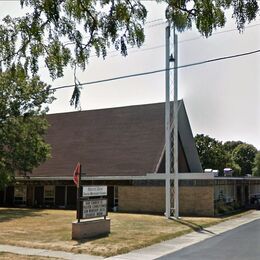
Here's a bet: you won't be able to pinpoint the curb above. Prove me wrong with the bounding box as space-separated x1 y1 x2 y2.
106 211 260 260
0 211 259 260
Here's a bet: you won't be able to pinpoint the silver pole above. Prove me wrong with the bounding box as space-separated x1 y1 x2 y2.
173 28 179 218
165 22 171 219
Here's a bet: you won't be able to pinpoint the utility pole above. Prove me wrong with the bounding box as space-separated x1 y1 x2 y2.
165 23 179 219
173 27 179 219
165 22 171 219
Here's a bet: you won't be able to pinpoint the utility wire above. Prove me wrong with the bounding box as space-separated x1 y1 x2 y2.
106 22 260 57
1 0 259 69
0 0 258 57
94 22 260 58
51 48 260 91
180 22 260 44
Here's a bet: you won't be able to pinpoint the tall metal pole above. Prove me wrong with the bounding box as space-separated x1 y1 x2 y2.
76 164 82 223
173 28 179 218
165 22 171 219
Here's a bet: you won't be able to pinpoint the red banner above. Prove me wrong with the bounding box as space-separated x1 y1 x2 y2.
73 162 81 187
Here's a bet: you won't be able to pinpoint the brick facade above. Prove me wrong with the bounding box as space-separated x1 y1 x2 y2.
179 186 214 216
118 185 214 216
118 186 165 213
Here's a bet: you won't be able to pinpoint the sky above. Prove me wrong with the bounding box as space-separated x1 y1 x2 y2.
0 1 260 149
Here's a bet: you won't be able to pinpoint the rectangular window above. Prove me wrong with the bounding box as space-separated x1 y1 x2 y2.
44 185 55 205
14 186 27 204
114 186 118 207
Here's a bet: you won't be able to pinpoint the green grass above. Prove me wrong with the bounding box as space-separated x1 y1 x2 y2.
0 208 252 257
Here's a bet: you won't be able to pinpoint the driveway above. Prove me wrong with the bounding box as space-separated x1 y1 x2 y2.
157 219 260 260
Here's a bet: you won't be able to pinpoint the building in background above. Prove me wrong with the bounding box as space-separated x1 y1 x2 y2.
1 101 260 216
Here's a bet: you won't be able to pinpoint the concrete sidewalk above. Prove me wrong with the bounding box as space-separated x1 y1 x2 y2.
0 244 104 260
0 211 259 260
107 210 260 260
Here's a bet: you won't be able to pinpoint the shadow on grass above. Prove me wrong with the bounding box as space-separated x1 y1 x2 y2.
0 208 44 222
171 218 216 235
73 233 110 246
217 209 248 218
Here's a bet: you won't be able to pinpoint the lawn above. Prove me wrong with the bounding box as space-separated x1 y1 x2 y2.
0 208 250 257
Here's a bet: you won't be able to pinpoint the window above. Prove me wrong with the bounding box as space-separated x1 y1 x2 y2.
114 186 118 207
14 186 27 204
44 185 55 205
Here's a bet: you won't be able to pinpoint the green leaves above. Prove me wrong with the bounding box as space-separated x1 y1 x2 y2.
252 151 260 176
0 0 148 106
165 0 259 36
0 0 258 107
232 0 259 31
0 0 258 188
195 134 258 176
195 134 229 172
70 84 82 108
0 66 54 188
195 0 226 36
0 18 17 67
232 143 257 175
45 40 71 79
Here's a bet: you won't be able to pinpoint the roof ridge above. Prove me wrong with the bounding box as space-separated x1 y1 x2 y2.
47 100 184 116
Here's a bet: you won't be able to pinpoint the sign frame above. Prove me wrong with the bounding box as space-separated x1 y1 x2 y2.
73 163 108 222
81 198 108 219
82 186 107 197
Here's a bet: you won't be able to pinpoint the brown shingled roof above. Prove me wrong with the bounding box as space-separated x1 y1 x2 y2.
33 103 166 177
32 101 202 177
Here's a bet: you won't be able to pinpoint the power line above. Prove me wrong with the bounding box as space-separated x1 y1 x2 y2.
0 0 258 55
0 0 259 68
63 19 165 48
145 18 164 24
106 21 260 57
51 48 260 91
180 22 260 44
98 22 260 58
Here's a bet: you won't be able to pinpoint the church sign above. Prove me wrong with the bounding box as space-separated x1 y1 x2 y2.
81 185 108 220
82 199 107 219
83 186 107 197
72 163 110 240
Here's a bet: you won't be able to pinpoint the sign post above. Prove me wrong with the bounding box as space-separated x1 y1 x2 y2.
71 163 110 240
73 162 82 223
76 164 81 223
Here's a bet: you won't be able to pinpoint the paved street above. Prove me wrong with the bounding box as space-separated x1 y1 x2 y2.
1 211 259 260
157 219 260 260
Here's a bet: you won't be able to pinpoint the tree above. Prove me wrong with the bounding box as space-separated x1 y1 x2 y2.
232 143 257 175
252 151 260 176
0 65 54 189
223 141 244 154
0 0 259 106
223 140 244 175
0 1 259 186
195 134 229 172
225 160 241 176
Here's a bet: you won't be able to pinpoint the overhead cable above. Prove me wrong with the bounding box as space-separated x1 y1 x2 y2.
51 48 260 90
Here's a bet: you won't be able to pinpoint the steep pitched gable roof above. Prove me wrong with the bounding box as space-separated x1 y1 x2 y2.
178 101 202 172
32 101 202 177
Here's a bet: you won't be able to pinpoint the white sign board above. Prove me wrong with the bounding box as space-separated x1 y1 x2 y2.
83 186 107 197
82 199 107 219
